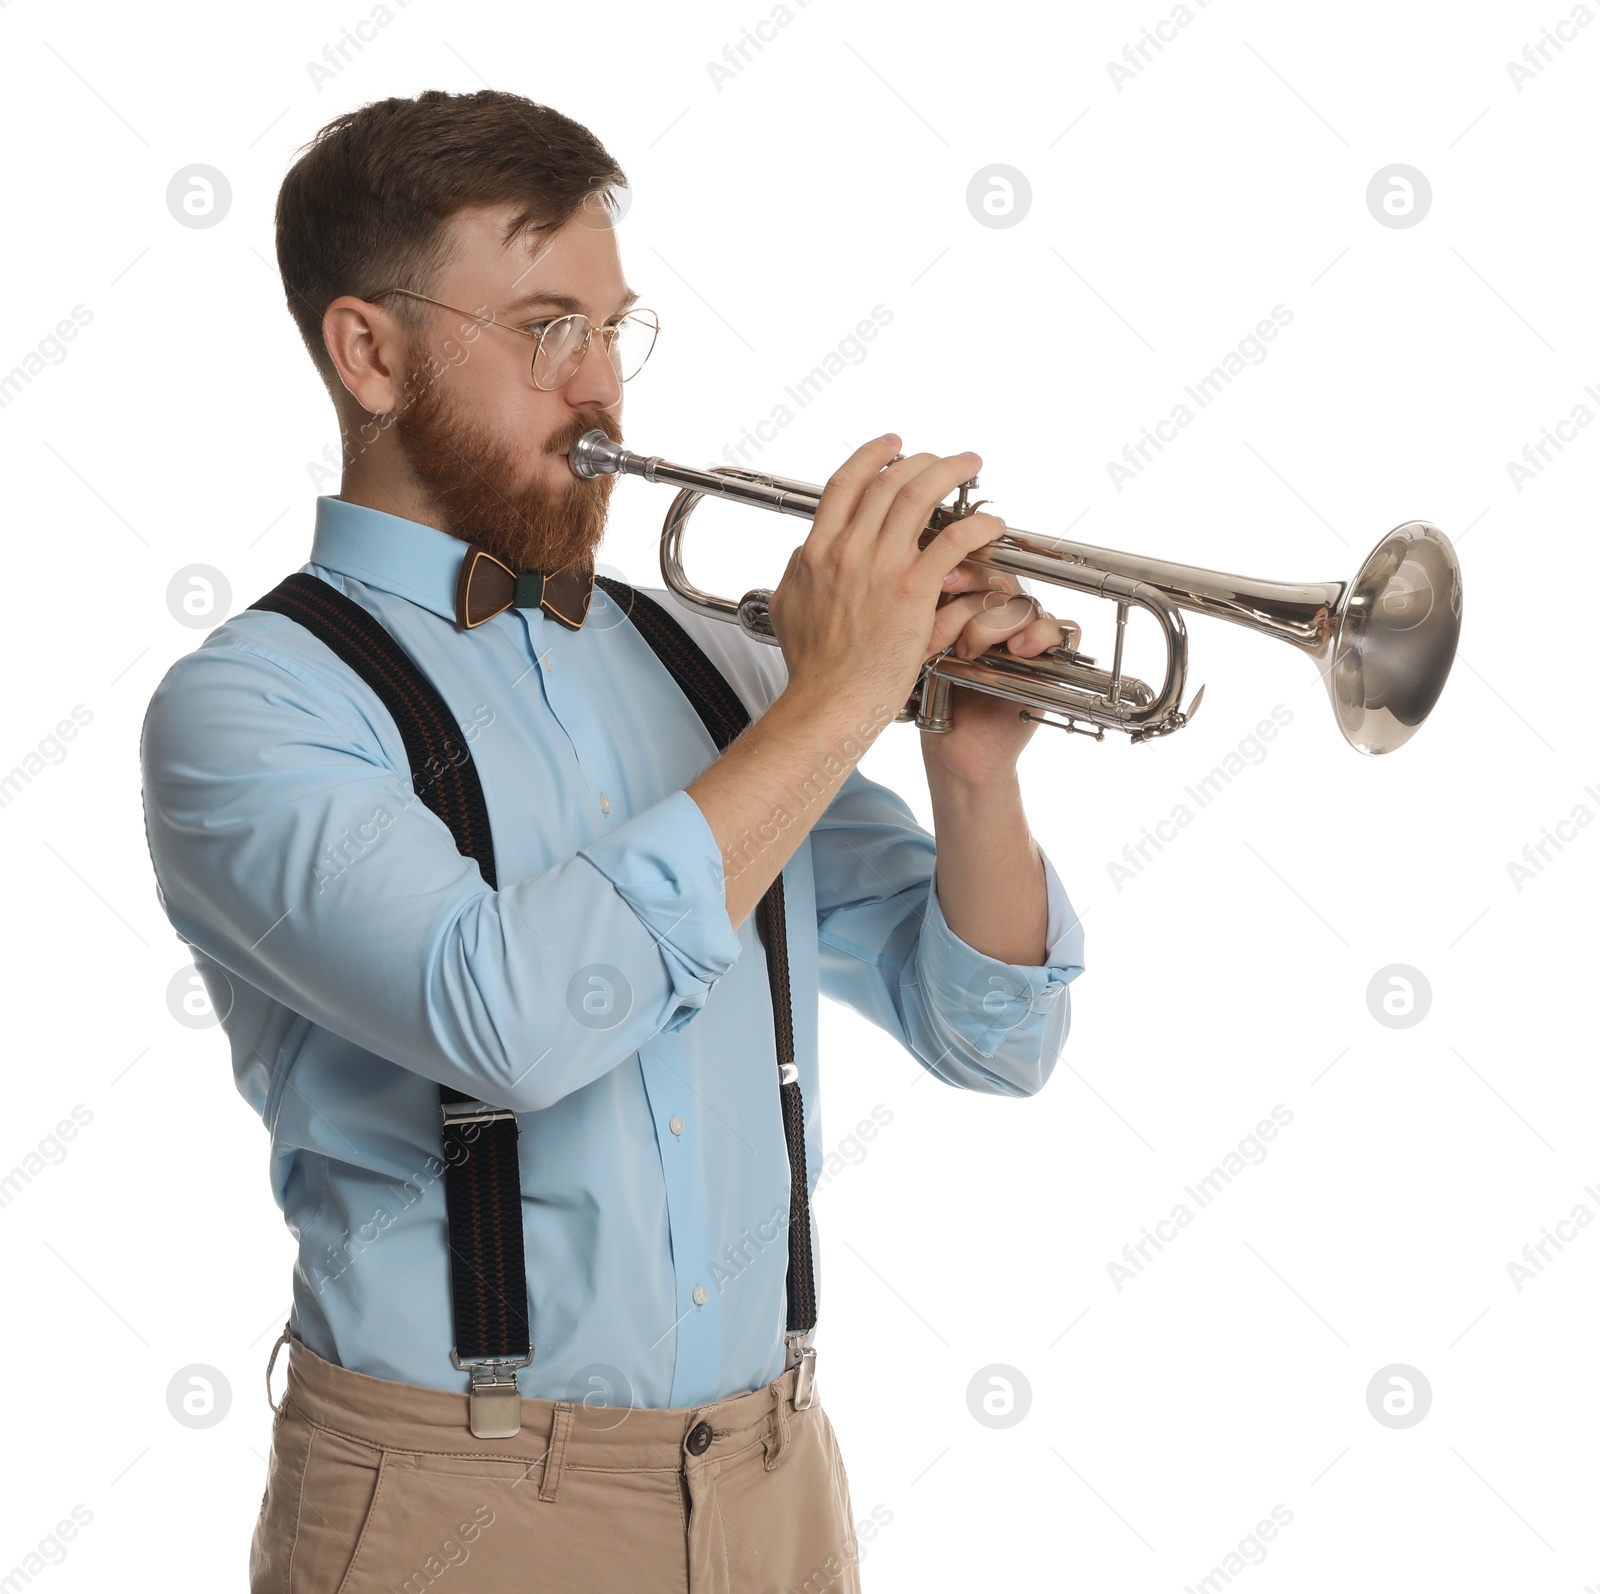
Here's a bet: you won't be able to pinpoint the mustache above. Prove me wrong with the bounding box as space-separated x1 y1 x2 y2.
553 412 622 459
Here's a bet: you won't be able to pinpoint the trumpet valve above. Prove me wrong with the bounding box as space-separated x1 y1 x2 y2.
916 673 956 734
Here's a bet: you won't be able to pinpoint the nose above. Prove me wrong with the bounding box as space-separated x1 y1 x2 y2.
562 327 624 412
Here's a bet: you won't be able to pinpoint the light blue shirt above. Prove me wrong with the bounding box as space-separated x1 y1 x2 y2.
139 496 1087 1409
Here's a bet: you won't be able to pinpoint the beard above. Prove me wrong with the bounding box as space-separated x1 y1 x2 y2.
391 361 620 575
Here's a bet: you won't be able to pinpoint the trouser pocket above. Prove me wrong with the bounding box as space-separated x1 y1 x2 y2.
250 1407 385 1594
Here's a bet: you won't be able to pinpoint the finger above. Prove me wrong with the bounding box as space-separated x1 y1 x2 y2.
807 434 912 549
813 449 943 559
844 444 953 550
1001 611 1076 657
941 560 1020 594
876 452 987 555
955 593 1052 658
917 508 1009 590
931 594 1075 659
926 591 988 655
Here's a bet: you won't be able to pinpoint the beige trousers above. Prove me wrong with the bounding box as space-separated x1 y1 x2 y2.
250 1331 863 1594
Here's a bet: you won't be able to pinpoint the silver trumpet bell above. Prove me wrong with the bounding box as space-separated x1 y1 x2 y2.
569 431 1462 756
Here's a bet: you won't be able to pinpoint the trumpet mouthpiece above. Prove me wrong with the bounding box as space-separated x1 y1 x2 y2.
569 429 629 479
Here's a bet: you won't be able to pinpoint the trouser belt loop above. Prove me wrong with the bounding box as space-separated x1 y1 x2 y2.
539 1401 575 1502
264 1323 292 1422
764 1373 793 1470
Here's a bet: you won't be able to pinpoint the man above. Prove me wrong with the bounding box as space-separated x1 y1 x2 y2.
140 89 1086 1594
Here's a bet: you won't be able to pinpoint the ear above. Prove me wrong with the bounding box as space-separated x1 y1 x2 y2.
322 295 406 413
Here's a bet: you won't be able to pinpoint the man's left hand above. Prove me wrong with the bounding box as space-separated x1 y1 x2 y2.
919 559 1080 786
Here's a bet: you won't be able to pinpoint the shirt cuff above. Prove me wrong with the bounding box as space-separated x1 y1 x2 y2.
919 845 1086 1058
576 789 742 1034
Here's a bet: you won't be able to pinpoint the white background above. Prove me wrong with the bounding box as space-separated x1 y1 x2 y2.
1 0 1596 1589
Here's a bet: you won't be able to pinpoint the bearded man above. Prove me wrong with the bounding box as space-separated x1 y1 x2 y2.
140 87 1086 1594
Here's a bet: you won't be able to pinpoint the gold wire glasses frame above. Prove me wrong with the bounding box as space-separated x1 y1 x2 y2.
370 287 661 391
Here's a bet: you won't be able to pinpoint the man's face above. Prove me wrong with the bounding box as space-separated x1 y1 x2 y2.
390 198 633 574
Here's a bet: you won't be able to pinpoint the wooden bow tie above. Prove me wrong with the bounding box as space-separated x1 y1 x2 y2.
455 545 596 631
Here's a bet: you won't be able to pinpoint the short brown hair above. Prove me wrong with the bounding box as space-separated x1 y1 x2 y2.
275 89 627 391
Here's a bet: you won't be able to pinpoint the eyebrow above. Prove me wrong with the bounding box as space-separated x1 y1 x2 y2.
503 288 640 318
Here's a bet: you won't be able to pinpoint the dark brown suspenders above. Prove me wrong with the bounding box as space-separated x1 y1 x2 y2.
249 571 816 1436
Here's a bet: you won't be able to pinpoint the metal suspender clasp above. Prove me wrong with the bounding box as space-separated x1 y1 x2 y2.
450 1346 535 1439
785 1333 817 1411
440 1098 518 1128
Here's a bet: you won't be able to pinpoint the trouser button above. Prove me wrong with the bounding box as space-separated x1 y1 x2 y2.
685 1420 713 1456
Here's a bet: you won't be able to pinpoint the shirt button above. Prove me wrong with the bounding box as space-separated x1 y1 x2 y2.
599 793 612 814
542 653 553 671
669 1115 685 1136
692 1284 708 1306
685 1420 713 1455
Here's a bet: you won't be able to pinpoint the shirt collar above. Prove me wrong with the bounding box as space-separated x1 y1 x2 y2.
308 495 476 625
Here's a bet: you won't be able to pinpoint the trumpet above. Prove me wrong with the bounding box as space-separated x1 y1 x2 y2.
569 431 1462 756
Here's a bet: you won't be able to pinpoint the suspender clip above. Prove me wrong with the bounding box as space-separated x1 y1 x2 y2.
785 1333 817 1411
451 1346 535 1439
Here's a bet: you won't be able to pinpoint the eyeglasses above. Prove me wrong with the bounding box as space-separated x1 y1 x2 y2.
370 287 660 391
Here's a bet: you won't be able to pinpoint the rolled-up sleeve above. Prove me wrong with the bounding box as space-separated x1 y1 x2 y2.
578 789 742 1035
811 766 1086 1096
141 639 742 1113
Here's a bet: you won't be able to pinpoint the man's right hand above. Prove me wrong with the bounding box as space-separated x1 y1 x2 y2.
765 435 1008 717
